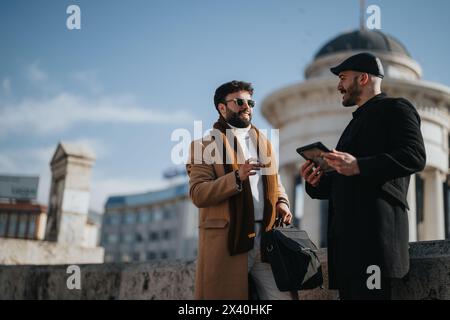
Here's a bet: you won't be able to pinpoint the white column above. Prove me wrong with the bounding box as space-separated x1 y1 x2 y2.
407 174 417 242
301 196 322 246
420 169 446 240
278 164 296 213
280 163 323 245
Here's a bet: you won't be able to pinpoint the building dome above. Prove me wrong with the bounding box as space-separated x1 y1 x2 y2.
305 29 421 80
315 29 411 59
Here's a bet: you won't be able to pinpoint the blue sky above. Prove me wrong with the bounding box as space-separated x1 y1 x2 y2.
1 0 450 212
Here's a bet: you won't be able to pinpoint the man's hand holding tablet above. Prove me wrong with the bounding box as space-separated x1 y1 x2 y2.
297 142 333 187
296 142 335 174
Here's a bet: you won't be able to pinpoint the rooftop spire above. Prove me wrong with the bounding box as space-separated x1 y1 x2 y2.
360 0 366 31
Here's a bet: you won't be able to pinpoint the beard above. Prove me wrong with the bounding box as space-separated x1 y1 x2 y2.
341 77 362 107
225 108 252 128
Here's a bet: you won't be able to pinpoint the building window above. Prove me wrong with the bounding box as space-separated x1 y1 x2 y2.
17 214 29 238
105 215 113 226
27 217 36 239
135 233 144 242
7 214 18 237
132 252 141 262
106 213 121 226
113 214 121 225
160 251 168 259
123 233 134 243
149 231 159 241
138 210 151 224
107 234 119 244
162 229 171 240
146 251 156 260
124 212 136 225
153 208 163 221
163 207 172 220
121 253 131 263
147 211 154 223
105 254 115 263
0 213 8 237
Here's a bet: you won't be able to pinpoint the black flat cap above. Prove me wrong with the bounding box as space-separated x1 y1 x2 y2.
330 52 384 78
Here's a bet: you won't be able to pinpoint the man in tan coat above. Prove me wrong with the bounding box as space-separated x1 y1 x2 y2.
186 80 293 300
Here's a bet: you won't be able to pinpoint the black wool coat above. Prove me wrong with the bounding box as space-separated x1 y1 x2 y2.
306 93 426 289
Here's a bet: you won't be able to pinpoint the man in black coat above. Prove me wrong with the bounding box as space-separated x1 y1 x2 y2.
300 52 426 300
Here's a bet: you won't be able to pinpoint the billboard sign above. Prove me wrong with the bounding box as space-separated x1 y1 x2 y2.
0 175 39 200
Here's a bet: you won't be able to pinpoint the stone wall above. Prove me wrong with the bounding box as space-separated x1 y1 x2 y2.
0 260 195 300
0 238 104 265
0 240 449 300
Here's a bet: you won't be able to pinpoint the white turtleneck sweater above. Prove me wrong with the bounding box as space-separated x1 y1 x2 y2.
228 123 264 221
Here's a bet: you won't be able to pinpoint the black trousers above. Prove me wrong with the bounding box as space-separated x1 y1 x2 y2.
338 275 392 300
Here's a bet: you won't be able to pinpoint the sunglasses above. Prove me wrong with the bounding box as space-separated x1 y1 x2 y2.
225 98 256 108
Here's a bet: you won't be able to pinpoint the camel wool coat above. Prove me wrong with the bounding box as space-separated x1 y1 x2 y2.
186 134 290 300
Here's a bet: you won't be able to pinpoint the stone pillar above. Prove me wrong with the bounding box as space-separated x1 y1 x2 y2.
278 163 296 215
407 174 418 242
420 169 446 241
280 163 323 246
301 196 322 246
45 143 96 246
279 163 321 245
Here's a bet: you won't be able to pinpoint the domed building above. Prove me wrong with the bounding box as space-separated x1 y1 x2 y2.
262 29 450 247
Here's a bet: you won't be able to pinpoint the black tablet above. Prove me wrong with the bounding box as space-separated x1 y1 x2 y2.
296 142 335 173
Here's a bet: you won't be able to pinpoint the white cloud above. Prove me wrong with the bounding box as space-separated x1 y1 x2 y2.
0 147 49 175
27 62 48 83
0 140 106 171
70 70 103 94
2 78 11 95
0 154 17 172
0 92 195 136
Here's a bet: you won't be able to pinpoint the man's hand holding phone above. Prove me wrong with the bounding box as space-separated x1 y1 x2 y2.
237 158 264 181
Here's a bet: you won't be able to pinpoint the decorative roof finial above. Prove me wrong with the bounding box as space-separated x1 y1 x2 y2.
360 0 366 31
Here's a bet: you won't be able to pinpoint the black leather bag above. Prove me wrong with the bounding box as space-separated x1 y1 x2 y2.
261 220 323 292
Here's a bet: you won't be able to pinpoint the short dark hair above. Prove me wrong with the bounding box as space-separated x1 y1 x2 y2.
213 80 254 112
